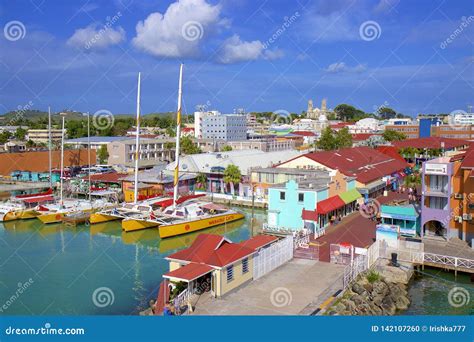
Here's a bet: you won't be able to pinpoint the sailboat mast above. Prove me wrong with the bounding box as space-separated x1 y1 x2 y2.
133 72 141 204
173 64 184 208
87 112 91 203
48 106 52 188
60 115 65 205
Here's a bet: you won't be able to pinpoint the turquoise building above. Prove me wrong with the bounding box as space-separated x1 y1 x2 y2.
267 180 328 232
380 204 420 237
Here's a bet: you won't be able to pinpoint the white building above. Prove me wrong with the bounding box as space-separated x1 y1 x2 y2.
194 110 247 141
451 111 474 126
348 118 383 133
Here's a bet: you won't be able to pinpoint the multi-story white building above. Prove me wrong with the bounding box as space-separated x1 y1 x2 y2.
27 129 64 144
194 110 247 141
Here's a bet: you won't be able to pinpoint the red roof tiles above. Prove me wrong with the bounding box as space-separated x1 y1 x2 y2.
376 146 406 163
292 131 316 137
392 137 469 150
461 144 474 169
238 235 278 251
315 195 346 215
285 147 407 184
167 234 277 268
90 172 128 183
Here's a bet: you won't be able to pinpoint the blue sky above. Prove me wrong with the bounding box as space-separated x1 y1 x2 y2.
0 0 473 117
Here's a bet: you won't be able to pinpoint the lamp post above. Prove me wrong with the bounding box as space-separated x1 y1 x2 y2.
83 112 91 202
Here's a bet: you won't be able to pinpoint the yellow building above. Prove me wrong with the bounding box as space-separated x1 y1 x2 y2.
163 234 278 299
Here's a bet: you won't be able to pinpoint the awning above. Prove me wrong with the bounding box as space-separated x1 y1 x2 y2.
338 189 361 204
316 195 346 215
23 195 54 203
163 263 214 282
302 209 318 221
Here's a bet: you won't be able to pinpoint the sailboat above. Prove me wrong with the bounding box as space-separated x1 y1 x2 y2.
90 73 171 225
121 64 244 236
36 112 113 224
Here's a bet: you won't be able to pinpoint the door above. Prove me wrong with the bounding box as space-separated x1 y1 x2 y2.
268 211 278 228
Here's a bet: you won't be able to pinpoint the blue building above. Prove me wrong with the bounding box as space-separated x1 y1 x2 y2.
267 180 328 232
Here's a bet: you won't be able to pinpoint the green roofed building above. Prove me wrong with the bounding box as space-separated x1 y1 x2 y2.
380 204 420 237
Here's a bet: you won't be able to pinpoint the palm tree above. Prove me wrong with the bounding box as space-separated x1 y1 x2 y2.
223 164 241 196
196 173 208 191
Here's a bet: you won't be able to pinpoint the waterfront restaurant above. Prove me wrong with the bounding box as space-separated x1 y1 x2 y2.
155 234 279 314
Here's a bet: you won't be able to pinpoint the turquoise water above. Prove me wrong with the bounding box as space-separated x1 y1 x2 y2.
0 207 265 315
403 267 474 315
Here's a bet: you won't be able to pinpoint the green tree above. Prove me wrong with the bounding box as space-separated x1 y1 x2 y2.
316 127 337 151
98 145 109 164
14 127 27 140
377 107 397 120
335 127 353 149
223 164 241 195
382 129 407 142
180 136 201 155
221 145 233 152
166 127 176 137
0 131 12 144
196 173 208 190
334 104 367 121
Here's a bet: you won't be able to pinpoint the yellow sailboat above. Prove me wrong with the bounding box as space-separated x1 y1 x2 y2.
121 64 245 237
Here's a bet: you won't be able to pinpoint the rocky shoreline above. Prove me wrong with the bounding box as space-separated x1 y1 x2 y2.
327 260 414 316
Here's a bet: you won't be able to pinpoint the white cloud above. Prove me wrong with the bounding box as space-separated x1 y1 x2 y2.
217 35 283 64
132 0 223 58
67 24 125 50
325 62 367 73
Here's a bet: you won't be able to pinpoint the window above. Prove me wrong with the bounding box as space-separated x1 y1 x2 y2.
280 191 286 200
226 265 234 282
298 193 304 202
242 258 249 274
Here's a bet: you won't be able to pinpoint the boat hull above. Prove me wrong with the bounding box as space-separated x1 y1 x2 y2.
159 212 245 238
37 212 65 224
0 211 21 222
90 212 121 224
19 209 41 220
122 218 159 232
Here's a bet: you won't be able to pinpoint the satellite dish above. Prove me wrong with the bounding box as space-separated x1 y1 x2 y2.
182 164 188 170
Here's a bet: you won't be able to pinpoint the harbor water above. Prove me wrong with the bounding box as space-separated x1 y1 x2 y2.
403 267 474 316
0 207 265 315
1 207 473 315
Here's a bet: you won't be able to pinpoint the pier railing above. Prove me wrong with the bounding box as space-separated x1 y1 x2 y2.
173 289 190 314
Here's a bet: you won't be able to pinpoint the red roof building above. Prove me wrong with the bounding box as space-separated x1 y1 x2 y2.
279 146 408 185
162 233 280 300
392 137 469 150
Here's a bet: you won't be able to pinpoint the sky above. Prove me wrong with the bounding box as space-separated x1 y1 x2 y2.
0 0 473 117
